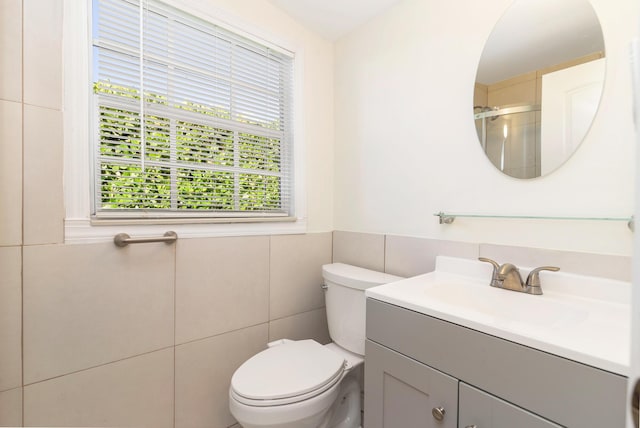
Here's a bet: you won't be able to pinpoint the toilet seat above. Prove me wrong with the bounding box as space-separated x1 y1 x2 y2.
231 340 346 407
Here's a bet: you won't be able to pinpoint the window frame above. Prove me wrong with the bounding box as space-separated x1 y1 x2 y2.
63 0 307 244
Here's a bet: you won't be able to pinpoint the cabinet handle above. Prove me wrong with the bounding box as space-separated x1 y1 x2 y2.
465 426 478 428
431 406 445 421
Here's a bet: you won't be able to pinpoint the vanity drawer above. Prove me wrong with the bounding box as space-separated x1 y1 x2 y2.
366 298 627 428
459 383 562 428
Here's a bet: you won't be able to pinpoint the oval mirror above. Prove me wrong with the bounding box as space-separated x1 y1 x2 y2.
473 0 605 179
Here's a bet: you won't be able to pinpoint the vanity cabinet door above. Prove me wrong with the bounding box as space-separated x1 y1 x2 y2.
365 340 458 428
459 383 562 428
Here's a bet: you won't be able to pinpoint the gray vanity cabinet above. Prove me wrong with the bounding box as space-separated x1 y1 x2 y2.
459 383 561 428
365 298 627 428
365 340 458 428
365 342 560 428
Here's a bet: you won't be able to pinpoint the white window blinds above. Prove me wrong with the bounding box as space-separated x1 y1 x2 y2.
92 0 294 219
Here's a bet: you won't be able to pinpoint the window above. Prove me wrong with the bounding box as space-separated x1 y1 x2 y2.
92 0 294 220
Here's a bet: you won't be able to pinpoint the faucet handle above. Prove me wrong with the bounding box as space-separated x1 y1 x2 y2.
478 257 500 272
525 266 560 288
478 257 500 285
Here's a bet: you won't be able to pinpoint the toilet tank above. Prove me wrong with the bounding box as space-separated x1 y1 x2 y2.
321 263 403 356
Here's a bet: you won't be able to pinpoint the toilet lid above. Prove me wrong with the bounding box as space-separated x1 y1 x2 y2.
231 340 346 402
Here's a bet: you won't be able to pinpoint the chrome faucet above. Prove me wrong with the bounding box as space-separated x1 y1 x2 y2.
478 258 559 295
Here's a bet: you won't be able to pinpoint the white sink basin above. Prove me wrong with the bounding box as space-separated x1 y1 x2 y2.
366 256 630 375
419 280 590 329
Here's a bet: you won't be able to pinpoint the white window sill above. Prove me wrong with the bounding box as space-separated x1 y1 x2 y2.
64 216 307 244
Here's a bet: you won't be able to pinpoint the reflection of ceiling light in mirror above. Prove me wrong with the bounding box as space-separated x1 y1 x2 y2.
503 124 508 139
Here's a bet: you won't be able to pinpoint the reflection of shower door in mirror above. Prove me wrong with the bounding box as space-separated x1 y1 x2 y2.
541 58 605 175
474 106 540 179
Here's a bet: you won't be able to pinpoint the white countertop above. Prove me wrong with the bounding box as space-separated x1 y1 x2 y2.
365 256 631 376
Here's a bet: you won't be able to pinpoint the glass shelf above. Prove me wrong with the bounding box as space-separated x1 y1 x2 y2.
434 212 635 231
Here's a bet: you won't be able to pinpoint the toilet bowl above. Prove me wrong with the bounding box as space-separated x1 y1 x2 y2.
229 264 403 428
230 340 362 428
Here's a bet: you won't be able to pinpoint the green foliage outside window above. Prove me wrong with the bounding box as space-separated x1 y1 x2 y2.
95 81 285 212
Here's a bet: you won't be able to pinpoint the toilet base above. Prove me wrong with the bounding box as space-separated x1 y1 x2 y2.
231 375 362 428
326 376 361 428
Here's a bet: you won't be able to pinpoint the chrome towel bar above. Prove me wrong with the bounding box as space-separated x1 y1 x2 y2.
113 231 178 247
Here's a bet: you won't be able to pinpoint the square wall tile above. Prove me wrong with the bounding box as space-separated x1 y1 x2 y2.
23 0 62 109
0 0 22 103
0 387 21 427
269 308 330 345
385 236 479 277
175 323 268 428
270 233 332 320
23 242 175 384
0 100 22 246
24 348 174 428
176 236 269 344
23 105 64 245
479 244 632 282
332 231 385 271
0 246 21 392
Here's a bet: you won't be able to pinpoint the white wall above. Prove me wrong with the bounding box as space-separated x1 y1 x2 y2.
334 0 638 255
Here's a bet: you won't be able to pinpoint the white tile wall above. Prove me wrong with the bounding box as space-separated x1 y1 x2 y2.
8 229 630 428
0 100 22 246
24 348 174 428
332 231 385 271
334 231 630 283
175 236 270 345
11 231 332 427
0 246 21 392
23 242 175 384
0 387 22 427
385 235 479 277
270 233 332 319
269 308 331 345
175 324 268 428
0 0 22 103
23 0 62 109
22 105 64 245
479 243 632 282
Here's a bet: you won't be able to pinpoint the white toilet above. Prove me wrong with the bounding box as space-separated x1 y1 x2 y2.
229 263 403 428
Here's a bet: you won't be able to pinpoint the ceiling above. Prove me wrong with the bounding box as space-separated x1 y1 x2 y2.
268 0 604 87
268 0 403 41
